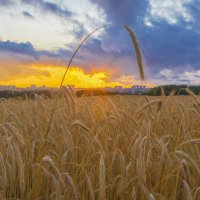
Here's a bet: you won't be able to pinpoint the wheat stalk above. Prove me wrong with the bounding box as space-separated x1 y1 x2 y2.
124 25 145 81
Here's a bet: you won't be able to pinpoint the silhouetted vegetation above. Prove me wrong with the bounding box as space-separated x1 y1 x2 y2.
75 89 121 97
0 90 51 99
1 85 200 99
142 85 200 96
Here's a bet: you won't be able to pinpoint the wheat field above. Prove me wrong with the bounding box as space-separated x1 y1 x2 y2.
0 91 200 200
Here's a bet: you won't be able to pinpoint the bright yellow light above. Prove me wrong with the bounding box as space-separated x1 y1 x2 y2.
0 64 154 88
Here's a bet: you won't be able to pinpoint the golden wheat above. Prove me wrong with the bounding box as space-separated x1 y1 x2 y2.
0 93 200 199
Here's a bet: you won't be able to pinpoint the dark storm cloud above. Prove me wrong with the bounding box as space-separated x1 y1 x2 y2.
22 11 34 19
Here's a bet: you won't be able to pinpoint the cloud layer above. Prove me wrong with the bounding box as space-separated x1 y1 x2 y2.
89 0 200 84
0 0 200 85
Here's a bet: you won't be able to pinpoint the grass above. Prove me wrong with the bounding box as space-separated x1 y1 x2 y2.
0 94 200 199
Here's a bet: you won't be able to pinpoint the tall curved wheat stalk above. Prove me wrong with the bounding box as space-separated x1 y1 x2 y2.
44 24 145 147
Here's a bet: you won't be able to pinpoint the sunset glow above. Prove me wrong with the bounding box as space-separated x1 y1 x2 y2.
0 0 200 86
0 65 153 88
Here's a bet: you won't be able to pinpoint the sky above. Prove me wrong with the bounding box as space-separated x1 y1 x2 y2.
0 0 200 88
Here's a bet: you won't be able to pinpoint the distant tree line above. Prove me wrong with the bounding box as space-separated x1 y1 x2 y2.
76 89 111 97
142 85 200 96
0 90 51 99
0 85 199 99
75 90 137 97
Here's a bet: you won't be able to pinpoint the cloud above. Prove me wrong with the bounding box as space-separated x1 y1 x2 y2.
90 0 146 24
138 22 200 72
1 0 200 85
158 68 200 84
0 41 38 58
0 28 199 85
0 40 64 59
0 0 72 18
22 0 72 18
0 0 13 6
0 38 144 83
0 53 51 82
22 11 34 19
71 21 87 39
89 0 200 83
40 1 72 18
145 0 193 25
0 0 107 50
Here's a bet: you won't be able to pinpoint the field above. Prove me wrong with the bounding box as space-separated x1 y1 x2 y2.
0 92 200 199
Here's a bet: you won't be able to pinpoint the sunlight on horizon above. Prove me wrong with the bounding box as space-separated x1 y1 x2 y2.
0 65 154 88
